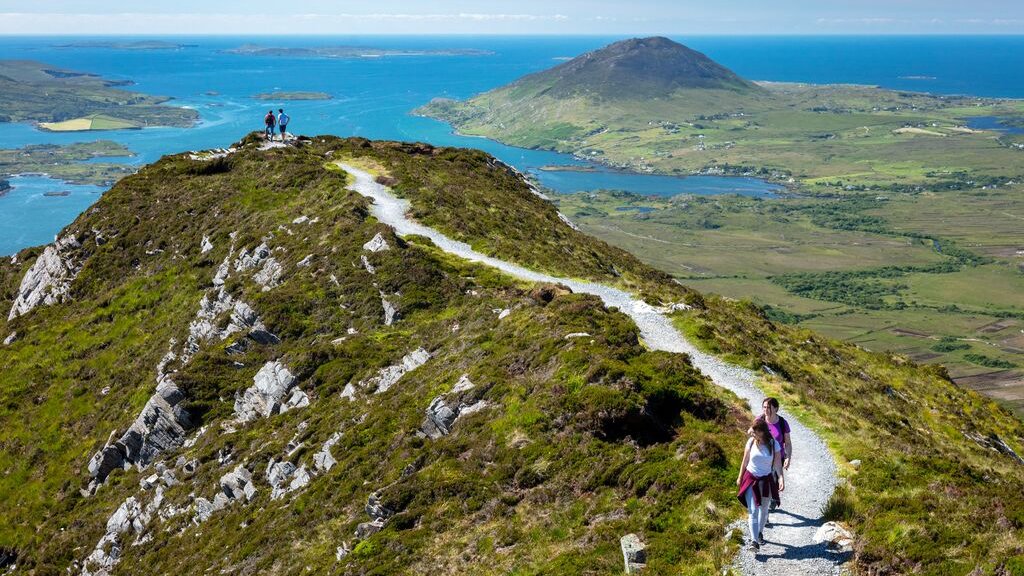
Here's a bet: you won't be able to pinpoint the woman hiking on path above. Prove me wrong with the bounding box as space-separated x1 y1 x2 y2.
737 418 784 552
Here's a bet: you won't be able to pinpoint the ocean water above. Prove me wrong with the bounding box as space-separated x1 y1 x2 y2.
1 35 1023 255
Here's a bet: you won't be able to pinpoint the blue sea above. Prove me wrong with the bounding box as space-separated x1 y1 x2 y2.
2 35 1024 255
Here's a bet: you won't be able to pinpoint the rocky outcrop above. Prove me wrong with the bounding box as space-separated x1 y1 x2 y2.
314 432 342 472
620 533 647 574
87 377 193 487
80 488 164 576
359 348 431 395
355 492 394 538
419 374 488 439
8 235 81 320
363 233 390 252
234 361 308 422
381 294 398 325
266 459 311 500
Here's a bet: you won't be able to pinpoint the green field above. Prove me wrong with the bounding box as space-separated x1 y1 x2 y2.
556 187 1024 416
39 114 141 132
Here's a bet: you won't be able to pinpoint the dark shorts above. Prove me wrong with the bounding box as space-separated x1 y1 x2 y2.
280 124 288 133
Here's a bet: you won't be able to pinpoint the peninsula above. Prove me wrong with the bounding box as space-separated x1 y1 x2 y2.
419 37 1024 412
0 60 199 131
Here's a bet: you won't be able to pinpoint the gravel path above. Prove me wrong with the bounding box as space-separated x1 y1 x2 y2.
340 163 848 575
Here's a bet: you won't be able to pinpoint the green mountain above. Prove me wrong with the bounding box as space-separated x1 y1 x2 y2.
502 37 758 99
1 134 1023 574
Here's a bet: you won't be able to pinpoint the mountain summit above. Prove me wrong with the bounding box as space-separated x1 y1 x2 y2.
515 36 757 98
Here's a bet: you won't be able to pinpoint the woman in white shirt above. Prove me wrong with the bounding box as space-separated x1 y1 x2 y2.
736 418 785 551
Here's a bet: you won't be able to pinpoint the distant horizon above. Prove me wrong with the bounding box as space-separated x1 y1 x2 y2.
5 32 1024 37
3 1 1023 36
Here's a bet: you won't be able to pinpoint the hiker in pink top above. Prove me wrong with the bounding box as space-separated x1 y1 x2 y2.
753 397 792 526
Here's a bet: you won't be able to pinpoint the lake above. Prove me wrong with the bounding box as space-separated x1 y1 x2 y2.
2 35 1024 255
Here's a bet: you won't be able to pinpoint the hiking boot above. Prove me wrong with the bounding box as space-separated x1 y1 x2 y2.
758 533 766 546
747 540 760 552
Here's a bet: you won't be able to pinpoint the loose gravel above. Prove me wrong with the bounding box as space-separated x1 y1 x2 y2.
340 163 849 575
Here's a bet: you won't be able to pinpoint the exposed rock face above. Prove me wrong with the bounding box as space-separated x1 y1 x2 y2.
200 235 214 254
88 378 193 485
266 459 309 500
8 235 80 320
81 488 164 576
381 294 398 325
234 361 307 422
620 533 647 574
220 465 257 502
363 233 390 252
314 432 342 472
361 348 431 395
361 254 376 275
252 257 283 290
355 492 394 539
419 374 488 439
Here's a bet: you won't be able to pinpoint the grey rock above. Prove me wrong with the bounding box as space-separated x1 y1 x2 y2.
200 235 214 254
220 465 255 501
420 397 458 440
380 293 397 325
451 373 474 393
363 233 390 252
297 254 313 267
363 348 430 395
313 432 342 472
211 492 230 511
365 493 393 522
288 466 311 492
234 361 301 422
193 497 215 524
813 522 854 553
89 378 193 484
8 235 80 320
361 254 376 275
161 469 178 486
355 520 385 539
3 331 15 346
253 257 284 291
620 533 646 573
234 243 271 272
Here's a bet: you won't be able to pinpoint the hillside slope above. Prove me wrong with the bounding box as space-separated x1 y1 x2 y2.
0 135 1022 575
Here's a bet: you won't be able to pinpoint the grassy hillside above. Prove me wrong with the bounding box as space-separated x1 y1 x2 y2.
328 137 1024 574
0 135 744 575
1 135 1022 575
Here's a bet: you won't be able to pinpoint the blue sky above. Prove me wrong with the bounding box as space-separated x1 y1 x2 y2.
1 0 1022 35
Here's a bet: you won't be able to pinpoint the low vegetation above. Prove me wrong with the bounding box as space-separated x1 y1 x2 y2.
1 135 1021 575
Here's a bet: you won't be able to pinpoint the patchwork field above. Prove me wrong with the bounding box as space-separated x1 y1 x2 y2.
556 187 1024 416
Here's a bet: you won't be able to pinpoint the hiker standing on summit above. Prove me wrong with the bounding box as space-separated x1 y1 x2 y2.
277 108 290 141
264 110 276 139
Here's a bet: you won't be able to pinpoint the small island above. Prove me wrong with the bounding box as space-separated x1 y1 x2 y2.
0 60 199 131
52 41 197 50
253 91 332 101
0 141 137 186
224 44 493 58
